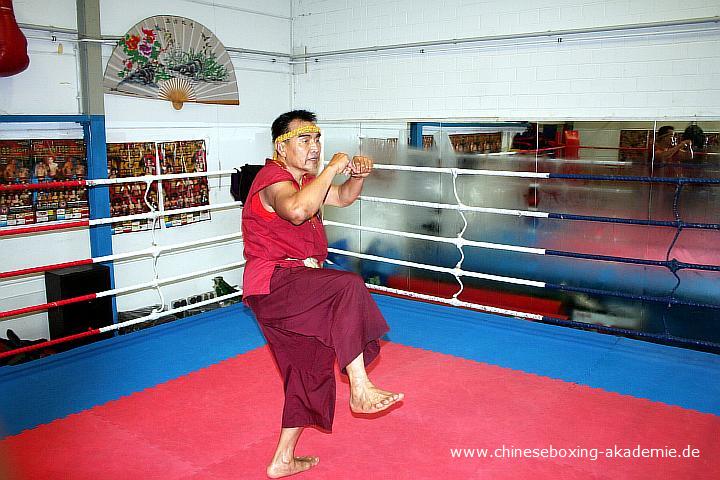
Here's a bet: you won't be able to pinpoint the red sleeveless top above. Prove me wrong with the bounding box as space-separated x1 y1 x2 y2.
241 159 328 298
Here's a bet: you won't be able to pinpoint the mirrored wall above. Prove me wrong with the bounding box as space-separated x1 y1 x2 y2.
319 119 720 350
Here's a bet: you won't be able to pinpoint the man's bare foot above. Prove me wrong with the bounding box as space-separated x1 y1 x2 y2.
267 456 319 478
350 383 404 414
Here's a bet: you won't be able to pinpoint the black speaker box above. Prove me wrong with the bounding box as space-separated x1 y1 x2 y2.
45 264 114 349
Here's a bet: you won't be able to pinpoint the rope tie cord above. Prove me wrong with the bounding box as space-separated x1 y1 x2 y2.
665 183 686 312
450 168 469 301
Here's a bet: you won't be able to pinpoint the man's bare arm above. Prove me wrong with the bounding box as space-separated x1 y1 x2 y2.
324 155 373 207
261 153 350 224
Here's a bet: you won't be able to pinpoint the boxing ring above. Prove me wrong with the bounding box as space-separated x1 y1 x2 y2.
1 129 720 479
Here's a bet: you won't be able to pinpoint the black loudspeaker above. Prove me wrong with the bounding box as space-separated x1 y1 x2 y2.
45 264 114 349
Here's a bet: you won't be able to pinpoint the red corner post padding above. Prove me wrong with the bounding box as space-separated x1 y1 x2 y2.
564 130 580 159
0 0 30 77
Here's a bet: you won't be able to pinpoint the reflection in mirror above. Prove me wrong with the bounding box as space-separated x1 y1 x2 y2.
651 121 720 177
320 118 720 352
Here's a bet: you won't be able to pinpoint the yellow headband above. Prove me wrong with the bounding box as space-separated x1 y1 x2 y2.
273 125 321 159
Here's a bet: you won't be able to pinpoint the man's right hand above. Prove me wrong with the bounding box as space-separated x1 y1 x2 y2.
328 152 351 175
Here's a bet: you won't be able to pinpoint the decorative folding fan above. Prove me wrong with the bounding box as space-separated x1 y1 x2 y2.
103 15 239 110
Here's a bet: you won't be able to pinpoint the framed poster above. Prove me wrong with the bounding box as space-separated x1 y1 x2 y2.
449 133 502 154
158 140 210 228
107 142 158 233
619 130 651 162
0 140 34 226
30 139 89 224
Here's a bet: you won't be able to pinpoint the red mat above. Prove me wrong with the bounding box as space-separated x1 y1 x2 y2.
2 343 718 479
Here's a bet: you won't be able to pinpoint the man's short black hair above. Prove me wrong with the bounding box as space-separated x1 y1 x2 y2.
271 110 317 142
657 125 674 138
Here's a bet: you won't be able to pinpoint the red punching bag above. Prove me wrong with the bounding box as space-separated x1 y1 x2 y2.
0 0 30 77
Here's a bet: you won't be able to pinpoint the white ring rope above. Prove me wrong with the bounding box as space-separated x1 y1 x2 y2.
358 195 550 218
96 232 243 264
327 247 546 288
366 283 544 321
101 290 244 333
371 163 550 179
327 163 551 317
95 260 246 299
323 221 545 255
87 169 236 186
91 201 243 226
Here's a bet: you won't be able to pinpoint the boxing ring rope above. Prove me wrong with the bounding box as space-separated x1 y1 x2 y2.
0 167 243 238
0 290 244 360
1 167 244 360
358 195 720 230
348 161 719 309
3 149 719 361
362 283 720 350
0 232 243 279
371 163 720 184
324 220 545 254
324 220 720 272
326 246 720 310
0 169 236 192
325 156 719 350
0 180 86 192
328 247 544 287
0 201 243 237
0 260 246 319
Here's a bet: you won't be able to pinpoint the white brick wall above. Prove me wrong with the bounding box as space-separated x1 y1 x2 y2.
292 0 720 120
0 0 293 340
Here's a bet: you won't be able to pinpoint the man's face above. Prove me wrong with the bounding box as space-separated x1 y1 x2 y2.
280 119 322 174
658 131 674 147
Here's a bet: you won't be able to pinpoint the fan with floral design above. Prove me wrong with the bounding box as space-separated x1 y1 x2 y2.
103 15 239 110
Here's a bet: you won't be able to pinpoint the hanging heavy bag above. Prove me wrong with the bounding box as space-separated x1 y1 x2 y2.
230 164 263 203
0 0 30 77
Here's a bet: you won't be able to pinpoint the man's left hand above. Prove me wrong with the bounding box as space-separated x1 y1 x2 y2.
348 155 373 178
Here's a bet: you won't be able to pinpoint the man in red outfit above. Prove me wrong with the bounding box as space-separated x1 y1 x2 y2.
242 110 403 478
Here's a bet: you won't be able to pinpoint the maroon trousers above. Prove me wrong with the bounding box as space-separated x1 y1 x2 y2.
246 267 389 431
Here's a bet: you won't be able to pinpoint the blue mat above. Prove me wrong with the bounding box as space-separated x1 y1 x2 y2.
2 295 719 437
0 304 265 437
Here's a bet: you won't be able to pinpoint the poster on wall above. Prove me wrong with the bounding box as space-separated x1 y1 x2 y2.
31 139 87 181
158 140 210 227
619 130 651 162
106 140 211 234
0 140 34 226
449 133 502 154
107 142 158 234
30 139 89 223
103 15 239 110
